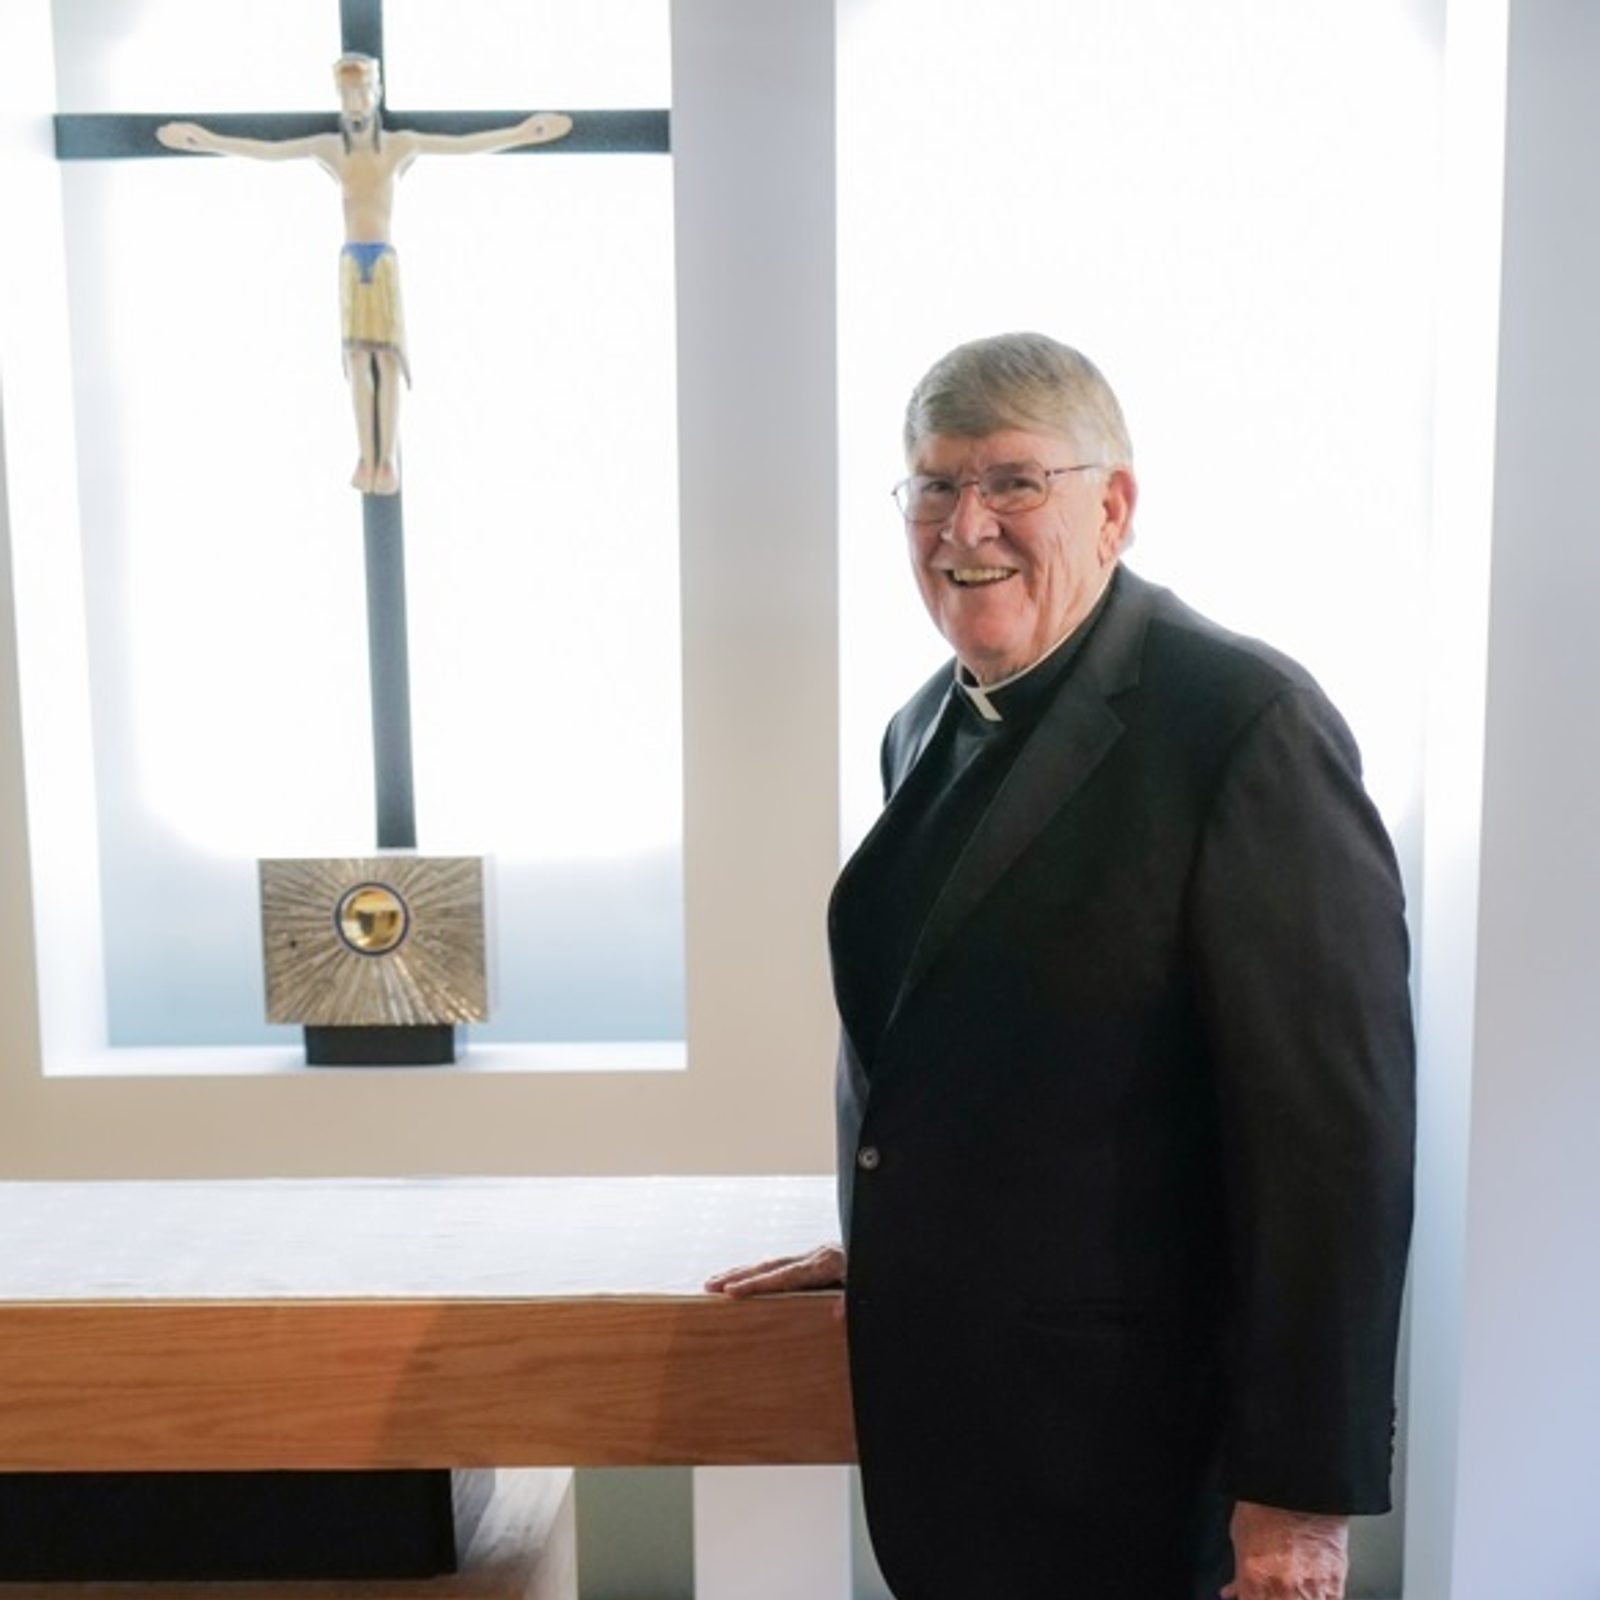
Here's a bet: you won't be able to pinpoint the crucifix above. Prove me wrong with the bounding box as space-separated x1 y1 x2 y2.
58 0 666 857
157 55 573 498
54 0 669 1063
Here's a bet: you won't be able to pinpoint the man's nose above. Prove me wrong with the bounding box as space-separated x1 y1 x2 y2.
944 482 996 547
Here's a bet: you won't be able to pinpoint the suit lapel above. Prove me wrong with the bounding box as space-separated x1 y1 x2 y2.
880 569 1156 1041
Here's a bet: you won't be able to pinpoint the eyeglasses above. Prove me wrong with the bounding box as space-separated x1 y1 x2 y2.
891 461 1104 523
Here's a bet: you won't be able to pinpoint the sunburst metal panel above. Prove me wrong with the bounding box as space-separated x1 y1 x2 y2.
260 856 488 1026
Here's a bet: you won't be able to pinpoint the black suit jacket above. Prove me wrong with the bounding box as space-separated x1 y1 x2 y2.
831 568 1415 1599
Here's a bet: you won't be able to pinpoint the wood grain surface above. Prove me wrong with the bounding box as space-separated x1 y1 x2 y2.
0 1294 853 1471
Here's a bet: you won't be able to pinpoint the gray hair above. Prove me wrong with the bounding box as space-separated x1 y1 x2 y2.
902 332 1133 466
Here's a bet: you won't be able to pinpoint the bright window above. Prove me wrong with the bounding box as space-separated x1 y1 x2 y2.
837 0 1440 871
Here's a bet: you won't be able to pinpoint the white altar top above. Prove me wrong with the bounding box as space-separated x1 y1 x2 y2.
0 1175 840 1301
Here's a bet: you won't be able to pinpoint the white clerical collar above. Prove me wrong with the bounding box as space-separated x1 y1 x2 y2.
955 623 1080 723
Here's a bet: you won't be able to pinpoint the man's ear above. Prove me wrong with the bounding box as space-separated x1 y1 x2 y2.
1099 465 1139 561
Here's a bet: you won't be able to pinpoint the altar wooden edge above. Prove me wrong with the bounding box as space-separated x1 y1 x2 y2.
0 1295 855 1471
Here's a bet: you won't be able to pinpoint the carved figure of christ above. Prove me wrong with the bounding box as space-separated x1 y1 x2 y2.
158 54 572 495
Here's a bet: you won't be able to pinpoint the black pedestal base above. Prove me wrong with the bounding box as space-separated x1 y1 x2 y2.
304 1023 457 1066
0 1469 493 1581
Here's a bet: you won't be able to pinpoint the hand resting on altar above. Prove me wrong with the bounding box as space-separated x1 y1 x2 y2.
704 1243 845 1301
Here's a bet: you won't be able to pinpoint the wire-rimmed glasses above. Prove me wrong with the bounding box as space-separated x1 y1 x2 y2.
891 461 1104 524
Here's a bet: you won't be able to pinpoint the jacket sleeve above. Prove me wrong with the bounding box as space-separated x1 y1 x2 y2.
1187 685 1415 1514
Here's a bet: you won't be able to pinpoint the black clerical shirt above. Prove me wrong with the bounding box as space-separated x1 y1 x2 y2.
831 577 1116 1071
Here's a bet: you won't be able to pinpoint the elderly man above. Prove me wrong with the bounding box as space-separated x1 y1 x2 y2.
709 334 1414 1600
158 54 571 494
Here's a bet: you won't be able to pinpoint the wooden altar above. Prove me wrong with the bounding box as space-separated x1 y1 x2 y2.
0 1177 855 1598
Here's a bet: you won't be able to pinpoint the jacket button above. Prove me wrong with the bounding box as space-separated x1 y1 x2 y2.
857 1145 881 1172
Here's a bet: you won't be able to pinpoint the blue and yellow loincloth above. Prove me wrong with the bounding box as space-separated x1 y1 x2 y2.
340 242 411 384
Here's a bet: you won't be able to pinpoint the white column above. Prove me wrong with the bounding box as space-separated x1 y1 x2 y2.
1401 1 1507 1594
672 0 842 1163
1407 1 1600 1595
693 1468 852 1600
674 3 847 1587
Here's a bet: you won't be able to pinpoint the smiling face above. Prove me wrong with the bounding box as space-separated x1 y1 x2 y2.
906 429 1138 685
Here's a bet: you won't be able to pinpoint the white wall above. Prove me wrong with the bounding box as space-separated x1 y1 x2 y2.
0 0 841 1179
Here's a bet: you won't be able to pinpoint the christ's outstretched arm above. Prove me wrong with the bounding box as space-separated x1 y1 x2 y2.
402 112 573 156
155 123 337 162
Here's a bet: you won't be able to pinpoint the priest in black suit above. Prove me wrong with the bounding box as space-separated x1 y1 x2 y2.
708 333 1414 1600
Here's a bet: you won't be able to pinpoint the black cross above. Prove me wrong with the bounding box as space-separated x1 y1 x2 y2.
55 0 670 851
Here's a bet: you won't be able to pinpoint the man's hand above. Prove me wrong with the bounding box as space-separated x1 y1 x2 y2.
704 1243 845 1298
1222 1502 1348 1599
